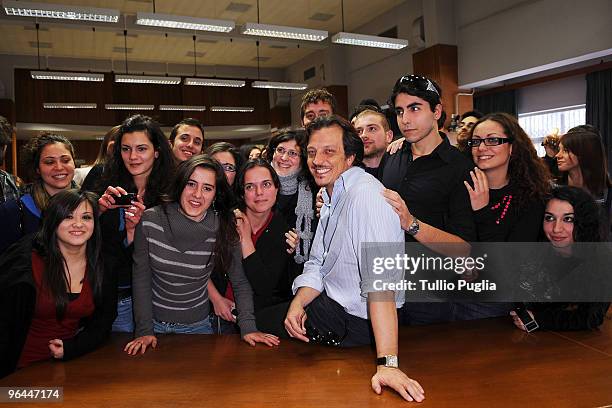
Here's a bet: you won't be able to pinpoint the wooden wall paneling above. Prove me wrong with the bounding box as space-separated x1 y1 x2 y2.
413 45 466 126
13 70 272 130
112 81 183 127
270 105 291 129
0 99 16 174
327 85 348 119
72 140 102 165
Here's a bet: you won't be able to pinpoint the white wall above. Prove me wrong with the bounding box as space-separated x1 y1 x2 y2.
285 46 349 125
344 0 423 110
457 0 612 87
285 0 423 125
517 74 586 114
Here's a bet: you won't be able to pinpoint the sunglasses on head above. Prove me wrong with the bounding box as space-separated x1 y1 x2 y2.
394 74 440 97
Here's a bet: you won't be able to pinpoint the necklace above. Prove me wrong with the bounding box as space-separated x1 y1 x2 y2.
490 194 512 225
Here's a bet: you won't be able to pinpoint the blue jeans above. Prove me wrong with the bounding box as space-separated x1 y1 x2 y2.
112 296 134 333
210 314 239 334
153 317 214 334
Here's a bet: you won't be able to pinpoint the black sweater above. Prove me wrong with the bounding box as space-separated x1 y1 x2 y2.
0 236 117 378
242 212 297 312
530 302 610 331
473 184 545 242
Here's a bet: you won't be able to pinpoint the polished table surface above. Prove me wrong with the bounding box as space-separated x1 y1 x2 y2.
2 316 611 407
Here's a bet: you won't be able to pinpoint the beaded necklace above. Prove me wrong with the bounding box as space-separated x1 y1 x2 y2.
490 194 512 225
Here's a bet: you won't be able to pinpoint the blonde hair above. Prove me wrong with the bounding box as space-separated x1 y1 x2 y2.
351 108 390 132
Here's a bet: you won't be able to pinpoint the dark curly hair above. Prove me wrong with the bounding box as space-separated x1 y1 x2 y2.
300 88 337 121
470 112 551 210
21 132 76 211
548 186 602 242
100 114 175 207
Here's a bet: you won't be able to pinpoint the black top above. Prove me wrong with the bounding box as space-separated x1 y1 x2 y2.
529 302 610 330
473 184 545 242
243 212 297 312
381 136 476 242
542 155 560 182
80 163 104 192
276 192 299 229
100 209 133 288
0 195 42 257
365 165 381 180
0 236 117 378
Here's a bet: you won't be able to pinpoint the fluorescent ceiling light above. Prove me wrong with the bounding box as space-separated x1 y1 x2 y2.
252 81 308 90
43 102 97 109
159 105 206 111
210 106 254 112
136 12 234 33
115 74 181 85
184 77 245 87
105 104 154 110
241 22 327 41
31 70 104 81
331 32 409 49
3 0 119 23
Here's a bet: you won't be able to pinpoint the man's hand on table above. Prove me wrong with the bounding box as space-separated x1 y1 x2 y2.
371 366 425 402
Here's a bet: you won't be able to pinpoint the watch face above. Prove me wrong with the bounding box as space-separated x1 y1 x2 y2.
387 355 399 368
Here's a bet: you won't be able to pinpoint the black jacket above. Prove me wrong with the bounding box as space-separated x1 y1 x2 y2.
0 236 117 378
242 212 297 312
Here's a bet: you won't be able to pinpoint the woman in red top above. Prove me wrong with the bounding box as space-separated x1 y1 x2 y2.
0 189 116 378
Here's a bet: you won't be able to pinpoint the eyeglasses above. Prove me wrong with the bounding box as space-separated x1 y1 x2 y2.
275 146 300 159
393 74 440 97
467 137 513 147
221 163 236 172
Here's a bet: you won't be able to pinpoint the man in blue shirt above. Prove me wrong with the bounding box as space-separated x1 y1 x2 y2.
284 115 425 403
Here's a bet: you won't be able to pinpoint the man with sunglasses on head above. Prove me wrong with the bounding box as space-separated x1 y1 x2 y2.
380 74 476 325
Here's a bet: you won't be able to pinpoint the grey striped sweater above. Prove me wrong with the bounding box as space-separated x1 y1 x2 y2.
132 202 257 337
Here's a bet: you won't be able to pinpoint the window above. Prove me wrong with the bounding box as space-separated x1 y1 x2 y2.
518 104 586 156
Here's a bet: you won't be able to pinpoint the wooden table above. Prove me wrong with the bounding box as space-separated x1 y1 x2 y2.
2 317 611 407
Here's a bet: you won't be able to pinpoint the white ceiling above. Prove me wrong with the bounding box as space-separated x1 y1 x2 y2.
0 0 406 69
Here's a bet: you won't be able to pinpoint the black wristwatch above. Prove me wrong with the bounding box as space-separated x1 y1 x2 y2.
376 355 399 368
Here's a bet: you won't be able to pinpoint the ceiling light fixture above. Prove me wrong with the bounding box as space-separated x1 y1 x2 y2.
241 22 327 41
210 106 254 112
136 12 234 32
331 32 409 49
252 81 307 90
159 105 206 111
43 102 97 109
115 74 181 84
105 104 154 110
31 70 104 81
184 78 246 87
3 0 120 23
331 0 408 50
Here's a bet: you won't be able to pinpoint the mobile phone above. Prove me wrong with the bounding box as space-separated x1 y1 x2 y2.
113 192 136 206
231 308 238 317
513 304 539 333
